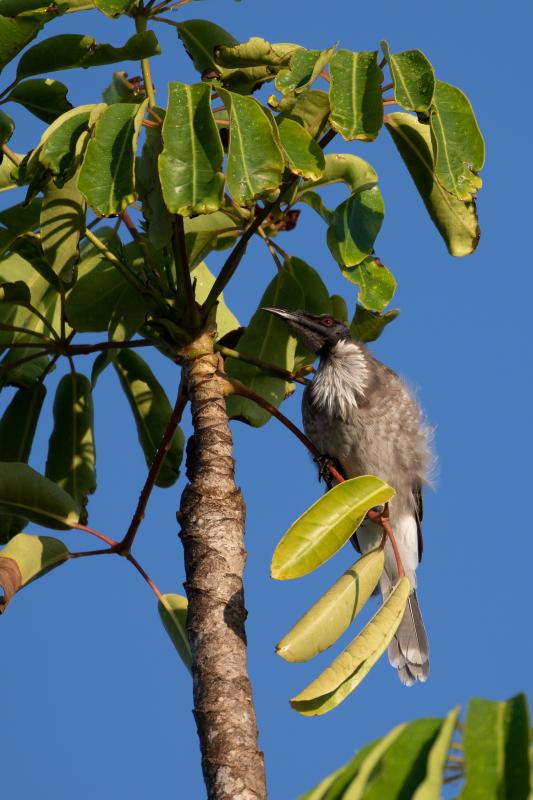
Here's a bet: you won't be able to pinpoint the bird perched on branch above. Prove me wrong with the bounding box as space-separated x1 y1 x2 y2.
264 308 433 686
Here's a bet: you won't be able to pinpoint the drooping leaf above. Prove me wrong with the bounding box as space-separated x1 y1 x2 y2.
45 374 96 520
220 89 285 205
0 383 46 544
0 12 46 73
302 152 378 194
271 476 395 579
0 533 69 612
277 117 325 180
114 350 184 488
0 462 81 529
225 268 304 426
381 41 435 112
94 0 135 17
0 0 93 14
327 187 385 268
158 593 192 671
329 50 383 141
177 19 238 76
190 261 239 339
350 303 399 343
16 31 161 79
78 101 147 215
276 89 330 139
341 256 396 311
385 112 480 256
291 577 410 715
0 109 14 145
40 170 86 285
413 706 461 800
275 46 336 95
277 548 385 662
460 694 531 800
430 80 485 201
159 82 224 216
5 79 72 124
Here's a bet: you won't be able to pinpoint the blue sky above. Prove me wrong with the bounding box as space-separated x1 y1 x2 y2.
1 1 532 798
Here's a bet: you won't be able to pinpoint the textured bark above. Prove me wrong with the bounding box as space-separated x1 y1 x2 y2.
179 333 266 800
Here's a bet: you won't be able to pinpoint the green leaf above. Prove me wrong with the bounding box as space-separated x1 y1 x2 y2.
460 694 531 800
159 82 224 216
385 112 480 256
114 350 184 488
0 0 93 13
135 107 172 248
190 261 239 339
94 0 135 17
183 210 240 269
177 19 238 76
430 80 485 200
78 101 147 216
39 105 95 176
341 256 396 311
225 268 304 426
0 383 46 544
302 152 378 194
413 706 461 800
0 109 14 145
329 50 383 141
158 593 192 671
45 373 96 521
276 89 330 139
0 12 46 73
277 117 325 180
298 737 383 799
381 41 435 112
275 46 336 95
0 533 69 612
102 71 146 105
350 303 399 343
220 89 285 206
5 79 72 124
0 197 41 256
0 153 18 192
215 37 296 68
17 31 161 79
0 462 81 529
271 476 395 579
330 295 349 325
41 171 86 285
276 548 385 662
327 186 385 268
284 255 331 368
0 280 31 304
291 577 410 715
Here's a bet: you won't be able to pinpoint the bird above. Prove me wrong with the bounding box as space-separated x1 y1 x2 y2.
263 307 433 686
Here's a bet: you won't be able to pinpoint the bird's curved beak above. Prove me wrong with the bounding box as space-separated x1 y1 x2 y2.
262 307 300 323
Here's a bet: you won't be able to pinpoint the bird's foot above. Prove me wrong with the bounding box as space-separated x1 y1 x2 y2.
314 454 341 490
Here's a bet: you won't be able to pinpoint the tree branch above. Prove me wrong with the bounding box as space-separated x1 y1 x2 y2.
135 14 157 107
173 214 199 327
215 343 312 385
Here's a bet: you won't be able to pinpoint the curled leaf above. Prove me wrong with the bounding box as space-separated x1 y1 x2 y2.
158 593 192 672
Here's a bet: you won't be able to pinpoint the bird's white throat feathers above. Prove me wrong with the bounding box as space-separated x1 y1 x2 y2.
311 339 368 418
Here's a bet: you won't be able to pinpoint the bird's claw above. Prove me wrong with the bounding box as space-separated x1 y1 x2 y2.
314 454 337 490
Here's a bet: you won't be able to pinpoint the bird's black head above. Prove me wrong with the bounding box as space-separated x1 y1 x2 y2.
262 308 351 355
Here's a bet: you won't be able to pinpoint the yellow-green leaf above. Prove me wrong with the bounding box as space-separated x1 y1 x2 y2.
0 533 69 612
158 593 192 672
271 476 395 580
381 41 435 112
413 706 461 800
40 170 86 286
190 261 239 340
0 462 81 530
291 577 410 715
277 548 385 662
277 117 325 180
329 50 383 141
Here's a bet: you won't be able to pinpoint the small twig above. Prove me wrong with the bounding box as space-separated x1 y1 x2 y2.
215 343 311 386
383 98 398 106
84 228 146 295
381 82 394 93
150 14 179 26
319 69 330 83
151 0 193 12
121 207 158 280
127 554 163 600
118 378 188 555
66 339 152 356
69 547 115 560
317 128 337 149
266 237 290 261
173 214 199 327
258 227 283 271
0 323 51 341
379 57 387 69
450 742 464 751
142 119 160 129
1 143 21 166
72 523 119 548
443 773 465 785
135 15 156 107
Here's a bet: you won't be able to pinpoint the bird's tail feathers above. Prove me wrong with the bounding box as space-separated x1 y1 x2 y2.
388 590 429 686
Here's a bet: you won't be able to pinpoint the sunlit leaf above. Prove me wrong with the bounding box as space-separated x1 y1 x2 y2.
291 577 410 715
0 153 18 192
0 462 81 529
350 303 399 343
94 0 135 17
329 50 383 141
298 737 383 799
158 593 192 671
275 46 336 95
385 112 480 256
330 294 349 325
381 41 435 112
102 71 146 105
327 187 385 268
271 476 395 579
0 109 14 145
277 117 325 180
39 105 96 176
183 210 240 269
276 89 330 139
0 533 69 612
341 256 396 311
413 706 461 800
190 261 239 339
302 152 378 194
5 79 72 124
177 19 238 76
277 548 385 662
215 37 296 68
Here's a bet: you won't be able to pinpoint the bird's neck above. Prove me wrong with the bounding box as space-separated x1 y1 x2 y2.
310 339 368 418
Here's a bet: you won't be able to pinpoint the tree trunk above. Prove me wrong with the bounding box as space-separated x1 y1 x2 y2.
179 332 267 800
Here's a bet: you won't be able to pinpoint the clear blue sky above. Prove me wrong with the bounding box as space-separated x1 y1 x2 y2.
1 1 532 798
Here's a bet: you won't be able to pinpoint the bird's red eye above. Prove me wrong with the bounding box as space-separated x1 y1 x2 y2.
321 317 334 327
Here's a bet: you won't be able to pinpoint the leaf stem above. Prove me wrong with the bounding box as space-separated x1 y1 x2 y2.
258 227 283 271
135 15 156 107
66 339 153 356
72 523 119 548
173 214 199 327
1 143 21 166
126 553 163 600
84 228 146 295
215 344 311 385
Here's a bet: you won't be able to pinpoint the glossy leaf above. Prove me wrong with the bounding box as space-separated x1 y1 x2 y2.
40 171 86 285
114 350 184 488
350 303 399 343
277 117 325 180
275 46 336 95
177 19 238 75
284 255 331 368
271 476 395 580
5 79 72 124
78 101 147 215
225 268 304 426
158 593 192 671
302 153 378 194
16 31 161 79
0 0 92 13
341 256 396 311
159 82 224 216
0 533 69 612
0 384 46 544
220 89 284 205
0 12 46 73
327 187 385 268
0 462 81 530
385 112 480 256
277 548 385 662
291 577 410 715
381 41 435 112
430 80 485 200
329 50 383 141
276 89 330 138
45 374 96 520
39 105 95 176
102 71 146 105
413 706 461 800
460 694 531 800
190 261 239 339
94 0 134 16
0 109 14 145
